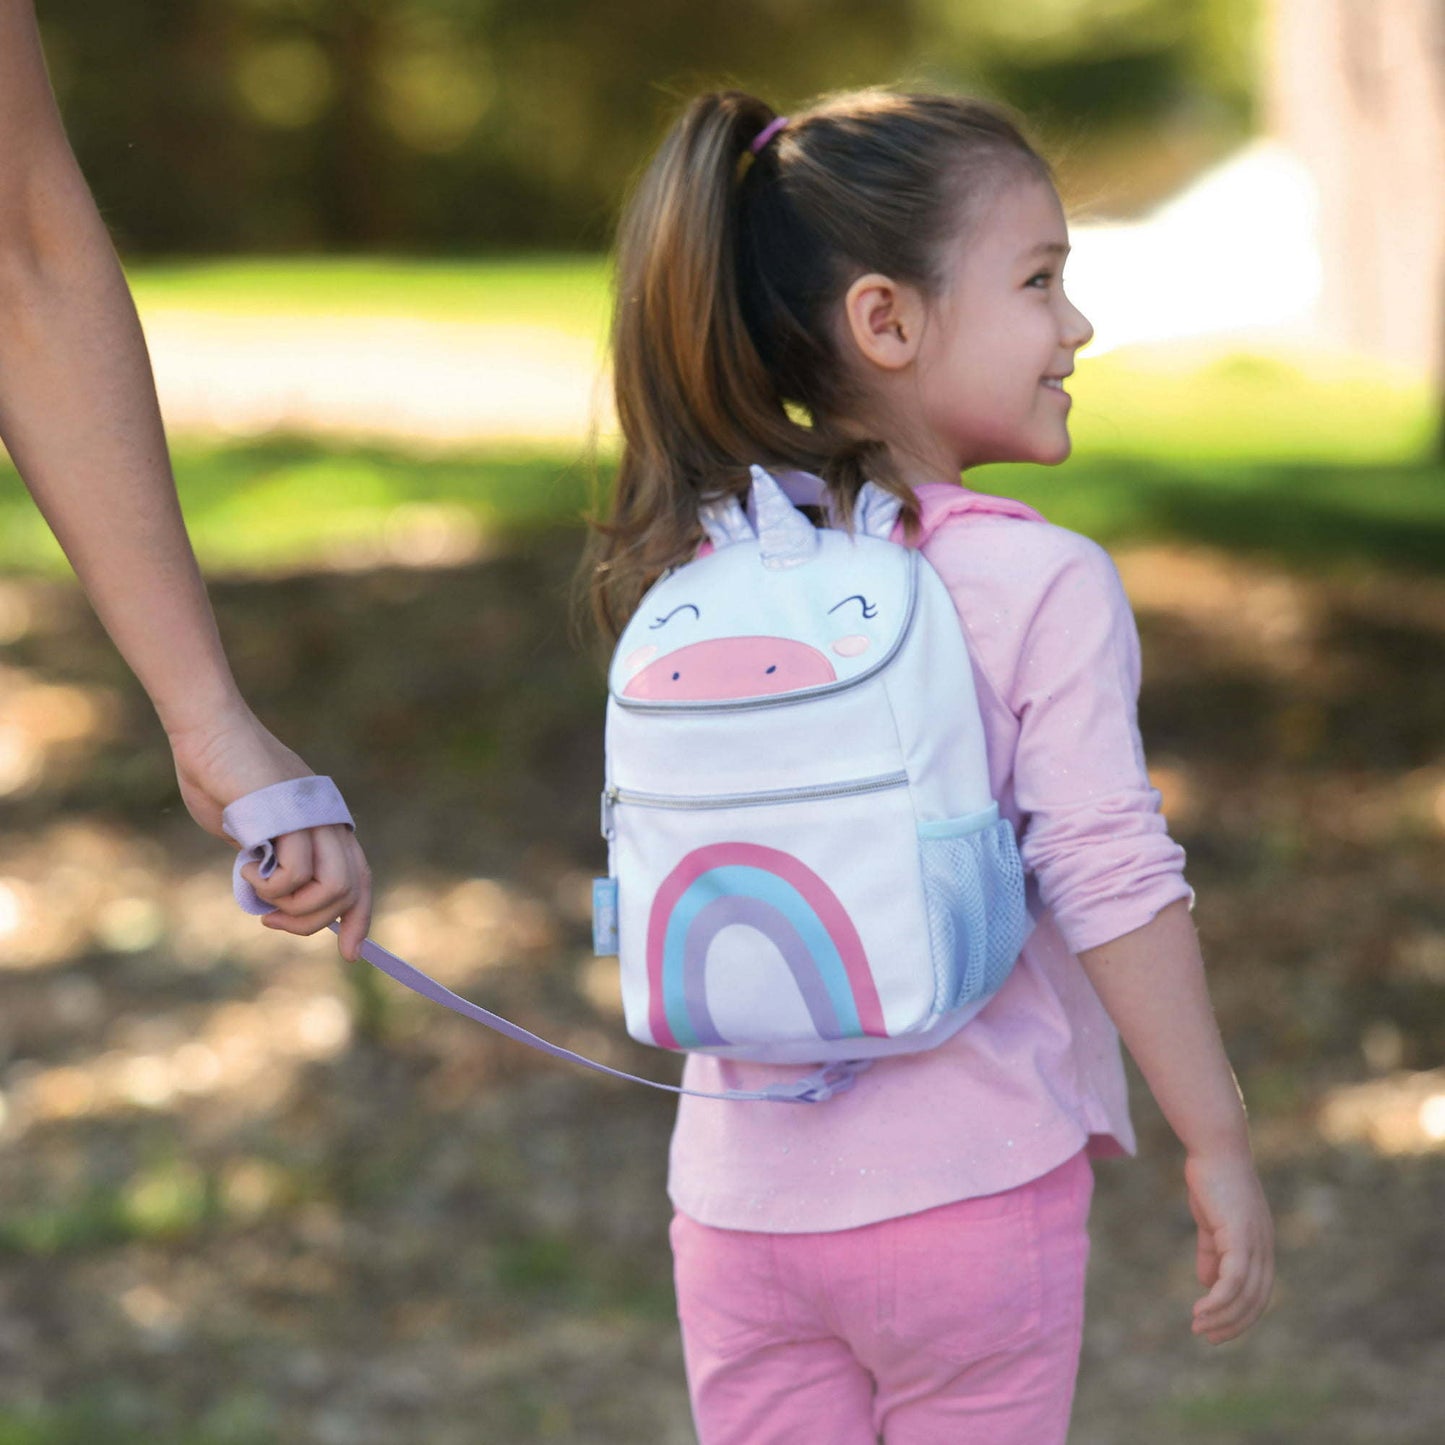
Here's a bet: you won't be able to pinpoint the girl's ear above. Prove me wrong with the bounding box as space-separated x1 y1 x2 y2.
841 273 925 373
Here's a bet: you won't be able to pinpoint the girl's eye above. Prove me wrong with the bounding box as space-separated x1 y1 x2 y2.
1027 271 1054 289
649 603 700 629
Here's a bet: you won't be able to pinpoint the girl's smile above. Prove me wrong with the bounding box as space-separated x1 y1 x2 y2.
837 175 1093 488
915 176 1093 470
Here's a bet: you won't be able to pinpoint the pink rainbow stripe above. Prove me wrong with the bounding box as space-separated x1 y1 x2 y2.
645 841 886 1050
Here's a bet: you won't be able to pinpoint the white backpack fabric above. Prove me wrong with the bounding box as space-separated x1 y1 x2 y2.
593 465 1031 1066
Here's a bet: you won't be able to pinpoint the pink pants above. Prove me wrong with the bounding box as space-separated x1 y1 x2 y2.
669 1149 1093 1445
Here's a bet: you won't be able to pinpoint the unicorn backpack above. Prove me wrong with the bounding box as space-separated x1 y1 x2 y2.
221 466 1039 1106
593 465 1033 1071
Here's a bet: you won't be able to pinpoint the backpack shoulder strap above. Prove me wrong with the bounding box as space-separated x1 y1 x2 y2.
890 481 1048 548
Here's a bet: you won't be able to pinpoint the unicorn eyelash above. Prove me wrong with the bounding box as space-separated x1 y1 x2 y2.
649 603 700 629
829 595 877 620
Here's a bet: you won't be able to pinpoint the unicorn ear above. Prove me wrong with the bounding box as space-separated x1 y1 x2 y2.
697 493 755 550
852 481 904 540
751 464 820 569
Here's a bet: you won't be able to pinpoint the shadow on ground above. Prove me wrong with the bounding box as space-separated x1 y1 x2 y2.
0 519 1442 1443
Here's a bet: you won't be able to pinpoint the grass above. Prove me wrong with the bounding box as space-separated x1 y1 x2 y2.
2 255 1440 579
1062 347 1433 465
4 435 1440 582
0 1158 219 1256
0 1396 276 1445
0 441 599 576
125 253 611 338
1161 1378 1342 1433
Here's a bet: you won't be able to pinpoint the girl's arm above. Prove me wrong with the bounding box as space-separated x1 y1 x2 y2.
0 0 372 959
1076 898 1275 1345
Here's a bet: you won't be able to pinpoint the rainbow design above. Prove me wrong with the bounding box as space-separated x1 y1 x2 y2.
645 842 887 1050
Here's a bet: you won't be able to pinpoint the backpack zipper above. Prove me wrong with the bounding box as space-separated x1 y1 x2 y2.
601 769 908 840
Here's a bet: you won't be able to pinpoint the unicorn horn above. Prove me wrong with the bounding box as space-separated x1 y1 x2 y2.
751 464 819 569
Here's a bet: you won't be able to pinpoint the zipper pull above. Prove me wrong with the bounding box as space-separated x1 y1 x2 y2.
600 785 618 840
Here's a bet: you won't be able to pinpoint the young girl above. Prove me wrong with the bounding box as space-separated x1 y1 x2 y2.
580 87 1274 1445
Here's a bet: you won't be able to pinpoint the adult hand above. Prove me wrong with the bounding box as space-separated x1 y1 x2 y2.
1185 1147 1275 1345
166 701 373 962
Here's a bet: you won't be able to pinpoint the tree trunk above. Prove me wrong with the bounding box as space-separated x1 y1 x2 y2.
1266 0 1445 456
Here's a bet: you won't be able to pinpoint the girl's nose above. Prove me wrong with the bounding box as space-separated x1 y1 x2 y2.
1065 295 1094 351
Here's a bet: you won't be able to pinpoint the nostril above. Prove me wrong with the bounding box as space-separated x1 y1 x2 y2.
672 672 680 681
765 665 777 674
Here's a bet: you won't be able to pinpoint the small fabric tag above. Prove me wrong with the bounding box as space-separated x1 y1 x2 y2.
592 877 619 956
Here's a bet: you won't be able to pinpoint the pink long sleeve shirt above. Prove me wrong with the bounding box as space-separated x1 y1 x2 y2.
667 480 1195 1233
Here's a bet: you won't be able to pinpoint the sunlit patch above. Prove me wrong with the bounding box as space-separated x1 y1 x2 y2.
0 666 116 797
0 726 41 797
831 634 870 658
0 584 33 645
0 822 164 970
1316 1068 1445 1155
1113 545 1320 675
0 851 562 1139
120 1055 175 1110
119 1282 185 1336
295 995 349 1055
0 879 22 943
27 1066 97 1120
95 897 166 954
381 501 486 568
172 1042 224 1096
625 644 659 673
221 1157 287 1222
580 953 624 1017
1420 1095 1445 1142
1147 761 1198 829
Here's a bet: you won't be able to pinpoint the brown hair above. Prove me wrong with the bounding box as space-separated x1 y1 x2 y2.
574 86 1053 652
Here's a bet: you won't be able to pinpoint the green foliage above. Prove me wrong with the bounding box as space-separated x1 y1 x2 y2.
34 0 1264 251
1162 1378 1341 1431
0 1394 275 1445
0 1159 219 1256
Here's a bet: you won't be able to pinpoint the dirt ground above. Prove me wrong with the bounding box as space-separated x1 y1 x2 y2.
0 525 1442 1443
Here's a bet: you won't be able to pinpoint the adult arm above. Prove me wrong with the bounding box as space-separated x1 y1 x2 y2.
0 0 371 959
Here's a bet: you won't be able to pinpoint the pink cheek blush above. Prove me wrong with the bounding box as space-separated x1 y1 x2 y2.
831 635 871 658
626 644 659 675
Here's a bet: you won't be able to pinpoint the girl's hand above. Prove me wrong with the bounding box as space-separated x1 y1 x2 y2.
1184 1147 1275 1345
165 702 374 962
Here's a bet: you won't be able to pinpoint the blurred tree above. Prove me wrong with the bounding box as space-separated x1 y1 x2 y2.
35 0 1262 252
1266 0 1445 456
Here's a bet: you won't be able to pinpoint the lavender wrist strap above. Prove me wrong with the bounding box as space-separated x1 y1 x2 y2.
221 776 867 1105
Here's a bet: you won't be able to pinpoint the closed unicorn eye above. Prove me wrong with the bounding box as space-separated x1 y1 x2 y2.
649 603 700 630
828 594 877 621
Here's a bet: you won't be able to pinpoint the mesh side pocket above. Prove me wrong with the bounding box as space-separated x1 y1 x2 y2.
919 813 1031 1014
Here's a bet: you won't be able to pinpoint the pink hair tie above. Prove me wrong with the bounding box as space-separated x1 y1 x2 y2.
749 115 790 155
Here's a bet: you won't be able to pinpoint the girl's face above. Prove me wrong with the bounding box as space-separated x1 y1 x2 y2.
914 176 1093 471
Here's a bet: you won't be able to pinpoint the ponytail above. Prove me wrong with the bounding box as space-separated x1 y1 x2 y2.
577 86 1049 649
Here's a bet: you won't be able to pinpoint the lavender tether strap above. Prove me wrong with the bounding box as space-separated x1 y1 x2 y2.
221 776 869 1105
